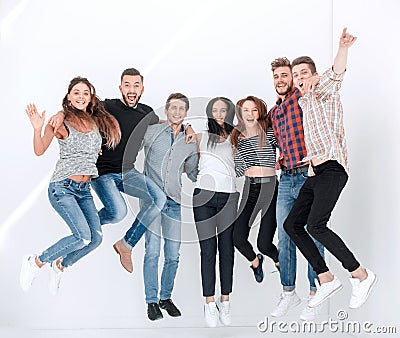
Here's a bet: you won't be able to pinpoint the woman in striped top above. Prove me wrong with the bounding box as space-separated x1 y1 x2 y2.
231 96 279 283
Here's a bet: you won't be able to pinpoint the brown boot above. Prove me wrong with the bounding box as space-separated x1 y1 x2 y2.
113 240 133 273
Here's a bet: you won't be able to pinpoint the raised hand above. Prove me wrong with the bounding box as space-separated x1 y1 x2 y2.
333 28 357 74
26 104 46 131
339 28 357 49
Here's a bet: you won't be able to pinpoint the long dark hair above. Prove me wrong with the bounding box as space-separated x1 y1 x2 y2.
206 97 235 149
231 96 269 150
62 77 121 149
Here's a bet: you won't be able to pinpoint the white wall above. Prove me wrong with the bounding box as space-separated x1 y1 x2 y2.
0 0 398 335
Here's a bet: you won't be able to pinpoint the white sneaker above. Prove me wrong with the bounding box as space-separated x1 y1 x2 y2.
308 276 343 308
300 296 321 321
20 255 41 292
204 301 218 327
49 260 63 296
349 268 377 309
216 297 231 326
271 291 301 317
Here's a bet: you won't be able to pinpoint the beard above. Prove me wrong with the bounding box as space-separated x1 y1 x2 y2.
122 92 142 108
275 79 293 96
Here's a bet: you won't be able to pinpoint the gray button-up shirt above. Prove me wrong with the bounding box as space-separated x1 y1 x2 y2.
142 123 198 204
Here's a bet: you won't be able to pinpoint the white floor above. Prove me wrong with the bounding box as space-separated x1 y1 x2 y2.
0 326 353 338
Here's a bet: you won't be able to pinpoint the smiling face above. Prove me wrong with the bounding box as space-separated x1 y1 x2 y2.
119 75 144 107
273 66 293 97
292 63 316 89
211 100 228 127
241 100 260 129
165 99 188 126
67 82 91 111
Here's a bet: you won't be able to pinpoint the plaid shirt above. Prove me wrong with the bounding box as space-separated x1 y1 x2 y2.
269 87 307 169
299 68 349 174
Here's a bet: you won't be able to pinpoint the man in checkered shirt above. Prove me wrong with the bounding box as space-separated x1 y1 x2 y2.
268 59 325 321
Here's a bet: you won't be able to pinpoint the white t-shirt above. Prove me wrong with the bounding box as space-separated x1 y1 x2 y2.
195 131 237 193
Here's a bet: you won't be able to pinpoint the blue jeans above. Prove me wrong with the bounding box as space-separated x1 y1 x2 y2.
277 172 324 292
143 198 181 304
39 179 102 267
91 168 167 249
91 173 127 225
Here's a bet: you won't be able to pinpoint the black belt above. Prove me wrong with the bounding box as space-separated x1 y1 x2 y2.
247 176 274 184
281 165 308 175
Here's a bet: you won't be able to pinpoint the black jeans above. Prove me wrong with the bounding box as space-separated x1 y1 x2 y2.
193 188 239 297
283 160 360 275
233 176 279 263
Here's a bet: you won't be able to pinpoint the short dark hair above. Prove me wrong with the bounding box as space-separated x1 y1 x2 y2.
271 57 291 72
165 93 189 111
291 56 317 74
120 68 143 83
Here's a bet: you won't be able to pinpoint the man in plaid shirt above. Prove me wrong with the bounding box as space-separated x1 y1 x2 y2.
283 28 376 309
268 58 325 321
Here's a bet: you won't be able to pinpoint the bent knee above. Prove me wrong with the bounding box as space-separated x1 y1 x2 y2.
154 194 167 210
306 223 328 238
233 235 247 249
91 230 104 247
283 219 295 235
114 206 128 222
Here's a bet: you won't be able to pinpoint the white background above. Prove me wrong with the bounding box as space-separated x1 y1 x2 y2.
0 0 399 335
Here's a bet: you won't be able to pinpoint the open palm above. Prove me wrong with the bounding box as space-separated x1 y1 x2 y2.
26 104 46 130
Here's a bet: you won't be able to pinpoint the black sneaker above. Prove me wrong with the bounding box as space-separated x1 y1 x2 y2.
159 298 182 317
147 302 163 321
250 253 264 283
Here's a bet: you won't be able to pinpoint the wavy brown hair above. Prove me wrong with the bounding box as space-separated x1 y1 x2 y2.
62 77 121 149
231 96 269 150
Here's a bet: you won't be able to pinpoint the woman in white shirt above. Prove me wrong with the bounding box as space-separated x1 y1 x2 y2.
193 97 239 327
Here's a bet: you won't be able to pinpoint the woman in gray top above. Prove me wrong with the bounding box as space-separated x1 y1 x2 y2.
20 77 121 295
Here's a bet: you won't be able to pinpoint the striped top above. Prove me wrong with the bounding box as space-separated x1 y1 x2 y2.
50 121 102 182
299 68 349 174
234 127 277 177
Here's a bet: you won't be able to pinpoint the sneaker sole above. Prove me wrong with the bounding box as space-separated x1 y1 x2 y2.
309 284 343 308
349 274 377 309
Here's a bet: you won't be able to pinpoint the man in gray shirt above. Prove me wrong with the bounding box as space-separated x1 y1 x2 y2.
141 93 198 321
